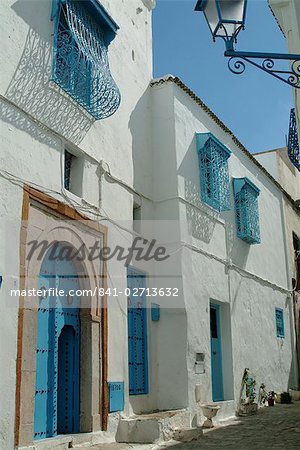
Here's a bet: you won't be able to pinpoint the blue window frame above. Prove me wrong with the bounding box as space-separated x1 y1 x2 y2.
127 267 149 395
275 308 284 338
196 133 231 211
233 177 260 244
51 0 120 119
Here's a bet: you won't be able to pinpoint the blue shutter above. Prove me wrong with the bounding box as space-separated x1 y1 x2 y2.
127 267 148 395
275 308 284 338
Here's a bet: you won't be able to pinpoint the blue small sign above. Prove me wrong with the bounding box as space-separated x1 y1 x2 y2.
108 382 124 412
151 303 160 322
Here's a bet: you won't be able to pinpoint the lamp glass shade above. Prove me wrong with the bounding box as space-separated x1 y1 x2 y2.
201 0 246 39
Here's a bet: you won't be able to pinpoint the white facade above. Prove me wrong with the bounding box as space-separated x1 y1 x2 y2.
147 77 298 419
255 146 300 390
269 0 300 130
0 1 299 449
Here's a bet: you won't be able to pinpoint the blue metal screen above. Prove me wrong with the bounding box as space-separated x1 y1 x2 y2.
287 108 300 171
196 133 231 211
233 177 260 244
275 308 284 338
127 267 149 395
51 0 120 120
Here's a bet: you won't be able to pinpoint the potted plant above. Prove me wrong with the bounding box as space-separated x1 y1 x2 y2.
267 391 275 407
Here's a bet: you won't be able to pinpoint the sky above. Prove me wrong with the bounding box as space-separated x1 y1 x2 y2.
152 0 294 153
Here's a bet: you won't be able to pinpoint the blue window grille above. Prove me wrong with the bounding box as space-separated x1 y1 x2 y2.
275 308 284 338
51 0 121 120
233 177 260 244
127 267 149 395
287 108 300 171
196 133 231 211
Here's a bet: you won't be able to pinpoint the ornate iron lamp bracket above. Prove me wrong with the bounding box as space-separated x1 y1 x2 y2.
224 49 300 89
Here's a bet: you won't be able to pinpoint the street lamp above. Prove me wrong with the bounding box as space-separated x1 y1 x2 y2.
195 0 300 88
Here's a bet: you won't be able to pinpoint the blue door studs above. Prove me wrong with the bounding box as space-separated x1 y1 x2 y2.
127 267 149 395
210 303 224 402
34 250 80 439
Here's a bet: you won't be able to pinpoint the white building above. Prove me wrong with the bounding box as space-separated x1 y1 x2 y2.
0 1 299 450
269 0 300 129
255 146 300 390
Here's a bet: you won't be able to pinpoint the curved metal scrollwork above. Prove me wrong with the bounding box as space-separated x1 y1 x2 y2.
228 57 246 75
227 54 300 89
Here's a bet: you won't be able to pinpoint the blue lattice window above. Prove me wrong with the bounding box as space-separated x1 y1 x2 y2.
233 178 260 244
196 133 231 211
275 308 284 338
51 0 121 119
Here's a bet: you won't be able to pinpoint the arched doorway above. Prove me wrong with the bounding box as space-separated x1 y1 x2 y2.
33 246 80 439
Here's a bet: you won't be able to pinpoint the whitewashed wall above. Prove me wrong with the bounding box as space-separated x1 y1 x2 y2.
148 79 296 419
0 0 154 447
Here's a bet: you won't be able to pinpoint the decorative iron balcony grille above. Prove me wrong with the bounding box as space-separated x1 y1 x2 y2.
196 133 231 211
287 108 300 171
51 0 121 120
233 178 260 244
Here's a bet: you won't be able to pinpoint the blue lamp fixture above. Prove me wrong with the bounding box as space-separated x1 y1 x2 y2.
195 0 300 88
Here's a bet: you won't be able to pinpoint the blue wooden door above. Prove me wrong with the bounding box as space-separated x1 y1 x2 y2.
127 267 148 395
210 304 224 402
34 249 80 439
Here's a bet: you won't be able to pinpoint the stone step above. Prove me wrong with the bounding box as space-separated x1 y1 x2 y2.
116 409 201 444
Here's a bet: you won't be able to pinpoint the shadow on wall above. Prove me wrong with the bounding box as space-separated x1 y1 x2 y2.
180 136 250 266
179 136 219 244
184 178 217 244
1 0 93 145
129 86 153 204
225 215 250 269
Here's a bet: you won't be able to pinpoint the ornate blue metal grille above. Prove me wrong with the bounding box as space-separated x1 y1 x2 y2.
52 0 120 120
287 108 300 171
233 178 260 244
127 267 149 396
196 133 231 211
275 308 284 338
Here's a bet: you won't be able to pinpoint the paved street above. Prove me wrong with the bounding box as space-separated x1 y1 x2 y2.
90 402 300 450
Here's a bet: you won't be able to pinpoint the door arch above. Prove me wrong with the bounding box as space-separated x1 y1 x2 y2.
33 246 80 439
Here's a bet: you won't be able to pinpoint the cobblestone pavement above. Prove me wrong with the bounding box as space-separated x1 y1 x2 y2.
90 402 300 450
